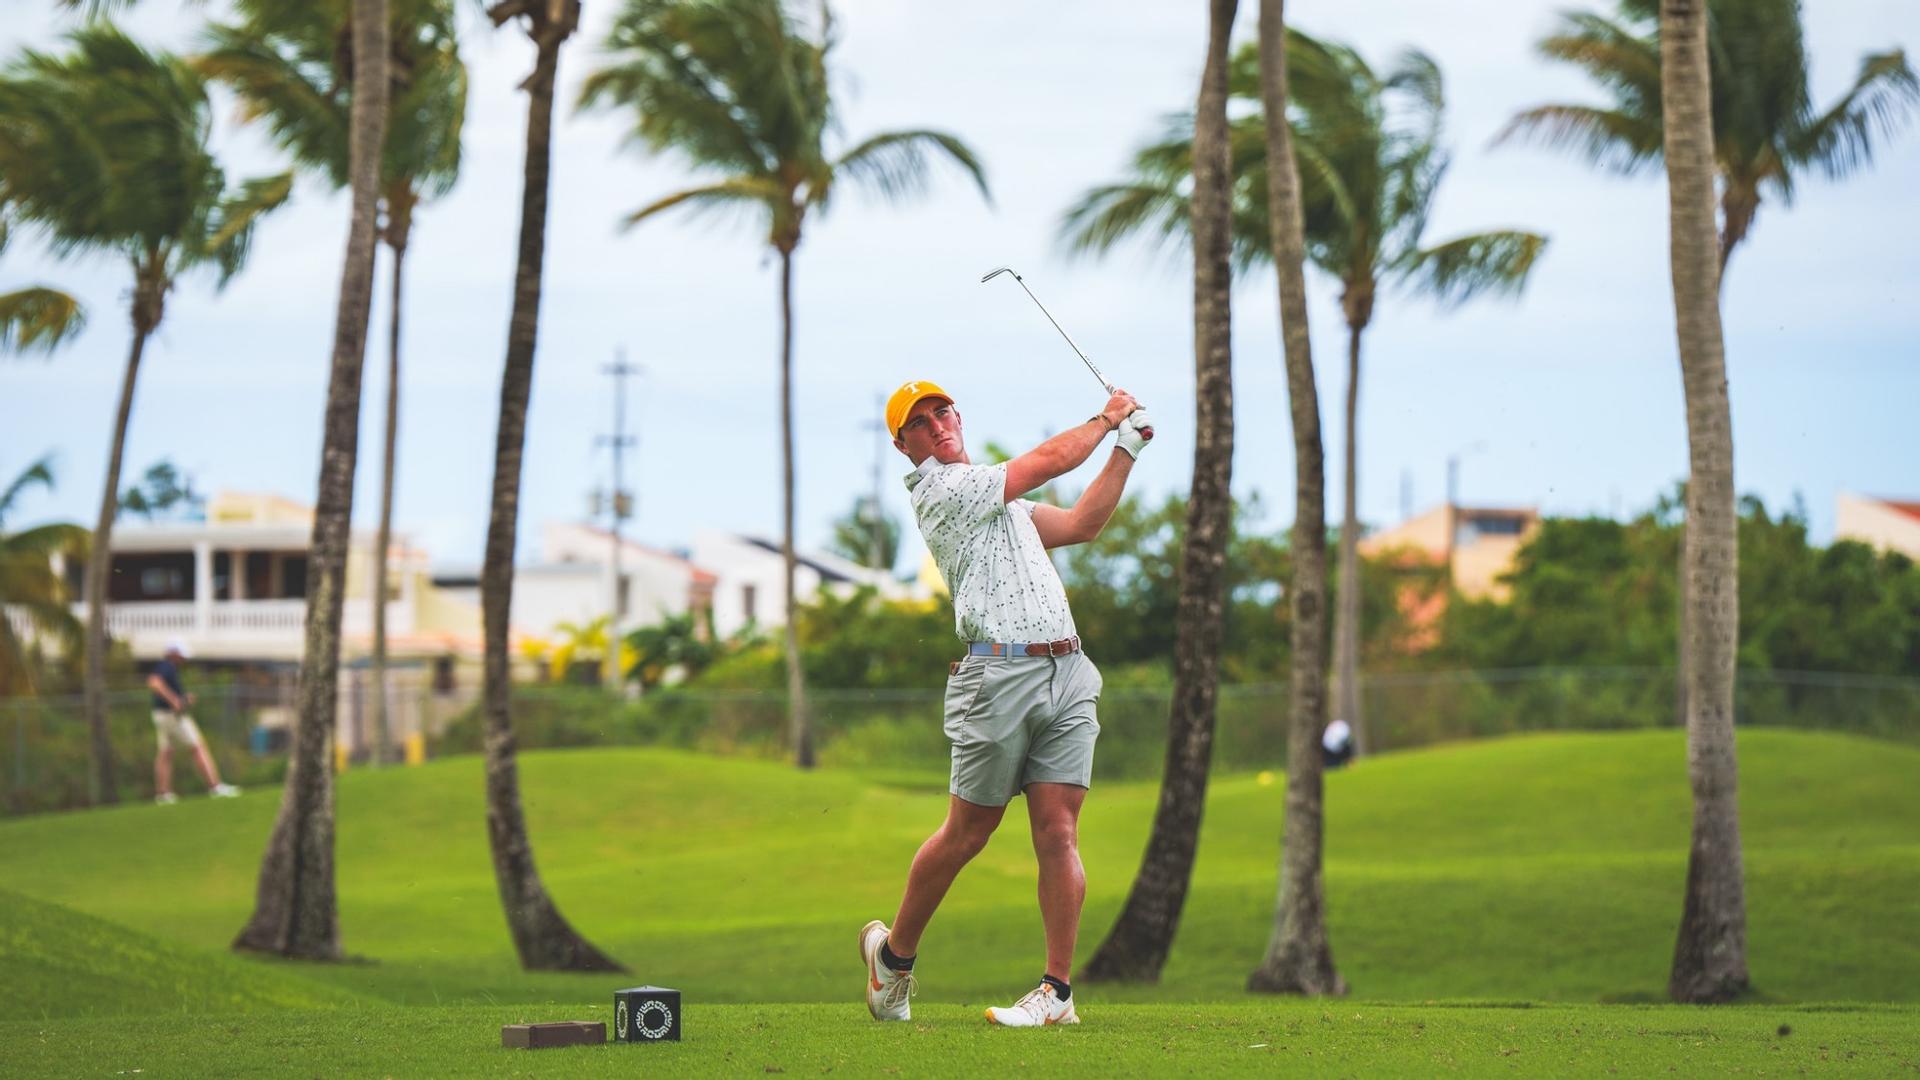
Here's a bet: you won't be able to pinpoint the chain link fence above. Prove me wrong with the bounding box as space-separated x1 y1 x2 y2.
4 667 1916 817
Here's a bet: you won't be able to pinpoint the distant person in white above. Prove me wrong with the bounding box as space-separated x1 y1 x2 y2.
859 378 1152 1029
1323 717 1355 769
148 640 240 804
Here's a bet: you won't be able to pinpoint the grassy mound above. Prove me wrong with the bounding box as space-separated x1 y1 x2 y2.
0 729 1914 1009
0 889 360 1019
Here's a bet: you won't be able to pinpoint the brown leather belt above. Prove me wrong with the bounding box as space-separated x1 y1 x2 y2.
965 636 1081 658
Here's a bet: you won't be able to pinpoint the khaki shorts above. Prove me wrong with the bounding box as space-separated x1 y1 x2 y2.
943 652 1102 807
151 710 204 751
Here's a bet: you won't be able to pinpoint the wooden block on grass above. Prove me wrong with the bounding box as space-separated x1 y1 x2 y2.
501 1021 606 1049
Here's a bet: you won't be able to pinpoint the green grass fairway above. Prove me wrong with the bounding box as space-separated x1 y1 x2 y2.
1 730 1917 1075
2 729 1915 1009
3 1003 1915 1078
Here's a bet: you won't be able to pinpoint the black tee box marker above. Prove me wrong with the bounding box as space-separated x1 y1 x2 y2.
500 1021 606 1049
614 986 682 1042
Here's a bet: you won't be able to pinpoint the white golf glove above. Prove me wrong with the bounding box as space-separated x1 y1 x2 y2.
1116 409 1154 459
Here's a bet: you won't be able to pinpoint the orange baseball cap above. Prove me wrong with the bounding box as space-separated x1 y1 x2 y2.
885 380 954 438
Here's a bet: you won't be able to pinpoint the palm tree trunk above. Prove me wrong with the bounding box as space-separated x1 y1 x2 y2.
1079 0 1237 984
370 218 406 769
1247 0 1345 997
80 295 156 807
1660 0 1748 1005
234 0 390 962
478 15 621 972
780 246 812 769
1332 320 1365 755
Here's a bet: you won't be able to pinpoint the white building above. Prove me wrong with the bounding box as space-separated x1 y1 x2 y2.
1836 494 1920 560
693 530 918 639
65 491 476 663
432 521 716 642
21 492 489 761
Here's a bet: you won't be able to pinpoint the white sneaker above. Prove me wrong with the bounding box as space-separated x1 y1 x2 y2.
154 792 179 806
985 982 1079 1027
210 783 240 798
859 919 915 1021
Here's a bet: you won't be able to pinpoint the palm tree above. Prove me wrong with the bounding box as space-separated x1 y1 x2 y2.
578 0 990 768
0 456 88 698
1078 0 1239 984
0 26 289 806
825 495 897 573
1497 0 1915 732
1498 0 1917 285
1246 0 1344 996
477 0 621 972
198 0 467 767
1657 0 1747 1006
231 0 389 961
1064 33 1545 756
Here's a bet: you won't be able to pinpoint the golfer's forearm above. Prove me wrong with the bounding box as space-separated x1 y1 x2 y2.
1008 417 1113 498
1067 451 1133 541
1041 418 1112 476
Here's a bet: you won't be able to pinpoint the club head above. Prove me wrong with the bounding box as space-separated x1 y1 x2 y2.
980 266 1018 283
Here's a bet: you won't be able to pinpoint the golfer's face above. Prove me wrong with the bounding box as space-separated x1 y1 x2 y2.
897 397 965 464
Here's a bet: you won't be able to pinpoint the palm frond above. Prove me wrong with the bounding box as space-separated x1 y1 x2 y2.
201 170 294 284
831 129 990 209
0 521 91 562
387 34 468 198
1058 182 1192 265
621 177 784 233
577 0 788 177
194 22 349 186
1393 230 1548 309
0 288 87 355
4 23 222 273
0 455 57 523
1384 48 1445 138
1536 11 1661 114
1491 104 1663 176
1789 48 1920 181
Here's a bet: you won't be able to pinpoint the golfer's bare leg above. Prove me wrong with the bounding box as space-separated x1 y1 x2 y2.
888 795 1006 957
154 746 173 797
191 741 223 787
1025 782 1087 982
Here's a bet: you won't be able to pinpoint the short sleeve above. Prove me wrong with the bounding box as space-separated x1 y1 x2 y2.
915 462 1007 538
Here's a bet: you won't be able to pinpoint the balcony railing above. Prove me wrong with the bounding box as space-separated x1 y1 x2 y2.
54 597 412 643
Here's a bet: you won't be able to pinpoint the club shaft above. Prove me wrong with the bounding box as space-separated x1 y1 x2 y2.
1010 278 1114 393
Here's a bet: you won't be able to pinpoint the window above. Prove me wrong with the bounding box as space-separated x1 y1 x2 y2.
282 556 309 598
1470 515 1526 536
618 574 631 618
141 567 187 597
742 583 757 623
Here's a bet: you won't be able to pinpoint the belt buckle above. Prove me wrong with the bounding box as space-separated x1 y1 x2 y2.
1049 638 1069 657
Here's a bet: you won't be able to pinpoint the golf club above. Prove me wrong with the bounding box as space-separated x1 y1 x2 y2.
980 266 1152 440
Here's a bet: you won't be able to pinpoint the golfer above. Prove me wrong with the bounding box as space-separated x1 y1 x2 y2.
148 640 240 804
861 379 1152 1027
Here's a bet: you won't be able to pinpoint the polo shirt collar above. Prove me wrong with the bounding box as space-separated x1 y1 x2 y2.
903 454 943 492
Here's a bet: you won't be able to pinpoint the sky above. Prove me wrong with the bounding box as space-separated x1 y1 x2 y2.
3 0 1917 577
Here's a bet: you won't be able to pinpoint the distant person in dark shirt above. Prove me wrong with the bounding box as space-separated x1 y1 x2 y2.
147 640 239 805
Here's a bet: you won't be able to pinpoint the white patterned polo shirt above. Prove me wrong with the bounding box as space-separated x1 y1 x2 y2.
905 458 1076 644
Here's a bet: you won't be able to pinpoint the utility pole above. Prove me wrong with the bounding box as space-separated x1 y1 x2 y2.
596 351 640 690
